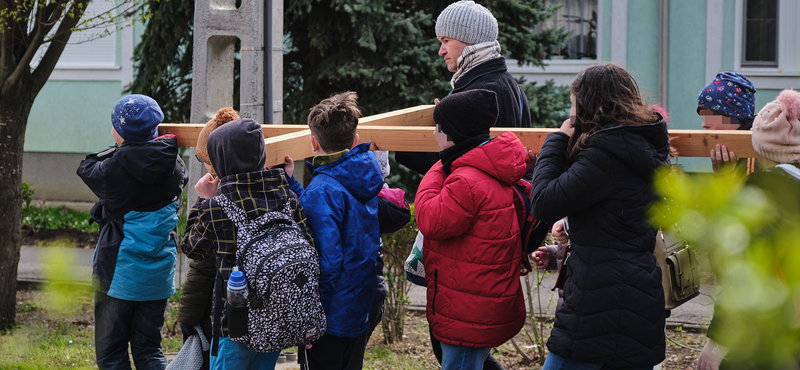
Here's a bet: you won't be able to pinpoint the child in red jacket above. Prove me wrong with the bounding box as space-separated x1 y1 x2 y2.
415 89 527 370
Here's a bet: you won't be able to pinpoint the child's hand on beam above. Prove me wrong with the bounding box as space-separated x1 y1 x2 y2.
283 156 295 178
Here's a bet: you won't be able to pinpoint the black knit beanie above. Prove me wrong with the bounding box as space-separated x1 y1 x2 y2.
207 118 266 178
434 89 498 144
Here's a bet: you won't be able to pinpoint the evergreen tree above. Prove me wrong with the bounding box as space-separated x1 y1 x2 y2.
127 0 194 123
284 0 570 123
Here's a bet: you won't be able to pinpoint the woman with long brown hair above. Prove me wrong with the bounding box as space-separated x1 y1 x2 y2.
531 64 669 370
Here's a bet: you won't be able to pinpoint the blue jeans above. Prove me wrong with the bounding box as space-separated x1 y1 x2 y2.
210 337 280 370
440 342 491 370
542 352 654 370
95 292 168 370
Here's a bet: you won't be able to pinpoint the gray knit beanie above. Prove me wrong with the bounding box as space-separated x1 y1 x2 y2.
435 1 498 45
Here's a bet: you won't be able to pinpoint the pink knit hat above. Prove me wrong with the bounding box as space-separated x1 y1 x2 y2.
751 89 800 164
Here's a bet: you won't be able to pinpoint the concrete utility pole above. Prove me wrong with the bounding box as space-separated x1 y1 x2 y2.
179 0 283 285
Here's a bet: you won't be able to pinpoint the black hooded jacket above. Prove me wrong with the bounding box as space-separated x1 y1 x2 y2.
530 121 670 369
77 135 187 297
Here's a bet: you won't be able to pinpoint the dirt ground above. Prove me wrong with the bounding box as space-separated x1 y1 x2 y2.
364 310 704 370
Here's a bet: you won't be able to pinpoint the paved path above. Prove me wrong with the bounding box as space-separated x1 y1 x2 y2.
18 245 715 329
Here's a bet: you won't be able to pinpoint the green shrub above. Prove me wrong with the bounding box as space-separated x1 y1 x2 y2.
21 183 98 233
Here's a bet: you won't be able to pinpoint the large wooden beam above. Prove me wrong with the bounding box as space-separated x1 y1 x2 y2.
157 104 756 165
263 130 313 167
257 127 755 167
158 105 436 147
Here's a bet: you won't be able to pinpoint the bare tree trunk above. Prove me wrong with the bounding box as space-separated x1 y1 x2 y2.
0 99 30 331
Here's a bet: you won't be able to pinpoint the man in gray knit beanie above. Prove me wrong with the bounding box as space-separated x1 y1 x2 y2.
396 1 532 176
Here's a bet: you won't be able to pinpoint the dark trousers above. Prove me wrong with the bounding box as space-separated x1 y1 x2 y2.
95 291 169 370
430 328 505 370
343 299 385 370
306 333 360 370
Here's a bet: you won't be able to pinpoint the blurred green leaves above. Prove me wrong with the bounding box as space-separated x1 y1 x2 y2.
650 166 800 367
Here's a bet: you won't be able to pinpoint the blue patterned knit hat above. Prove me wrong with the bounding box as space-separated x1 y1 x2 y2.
697 72 756 122
111 94 164 142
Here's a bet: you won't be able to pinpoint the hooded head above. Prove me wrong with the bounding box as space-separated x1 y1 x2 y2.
111 94 164 143
206 118 267 178
196 107 240 175
434 89 498 144
752 89 800 164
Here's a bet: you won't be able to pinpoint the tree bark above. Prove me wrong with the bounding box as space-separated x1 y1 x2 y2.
0 95 30 331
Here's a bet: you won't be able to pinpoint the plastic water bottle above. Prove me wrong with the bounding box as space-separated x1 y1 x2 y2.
227 271 249 337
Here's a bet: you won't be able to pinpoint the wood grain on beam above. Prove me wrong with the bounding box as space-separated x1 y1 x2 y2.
359 105 435 126
263 130 313 167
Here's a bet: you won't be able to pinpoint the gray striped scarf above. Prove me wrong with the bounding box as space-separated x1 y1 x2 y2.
450 40 503 88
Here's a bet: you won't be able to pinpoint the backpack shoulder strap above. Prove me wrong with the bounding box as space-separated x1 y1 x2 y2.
213 194 248 229
511 182 534 275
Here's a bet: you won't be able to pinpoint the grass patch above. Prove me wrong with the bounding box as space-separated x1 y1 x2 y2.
1 287 183 369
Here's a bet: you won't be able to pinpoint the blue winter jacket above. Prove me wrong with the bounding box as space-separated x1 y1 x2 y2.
288 143 383 337
77 135 187 301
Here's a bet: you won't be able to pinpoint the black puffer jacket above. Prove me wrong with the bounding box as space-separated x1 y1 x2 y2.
396 57 530 175
530 121 670 369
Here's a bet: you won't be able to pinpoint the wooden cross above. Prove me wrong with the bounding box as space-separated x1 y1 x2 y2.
158 105 756 167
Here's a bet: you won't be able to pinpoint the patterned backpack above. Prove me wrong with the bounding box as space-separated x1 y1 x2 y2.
214 194 326 353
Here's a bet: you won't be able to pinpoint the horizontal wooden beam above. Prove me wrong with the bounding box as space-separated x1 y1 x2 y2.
258 127 755 167
158 105 436 147
263 129 312 167
156 104 755 164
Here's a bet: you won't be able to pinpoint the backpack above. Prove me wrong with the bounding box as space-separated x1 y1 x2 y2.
510 180 550 275
213 194 326 353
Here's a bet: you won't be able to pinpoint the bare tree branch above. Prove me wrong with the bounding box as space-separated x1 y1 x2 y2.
2 0 49 96
30 0 90 96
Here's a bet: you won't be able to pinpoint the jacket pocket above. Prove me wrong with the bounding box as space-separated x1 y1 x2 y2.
432 270 438 316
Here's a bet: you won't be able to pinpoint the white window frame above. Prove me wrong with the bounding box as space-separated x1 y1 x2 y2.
733 0 800 88
46 0 135 87
507 0 608 87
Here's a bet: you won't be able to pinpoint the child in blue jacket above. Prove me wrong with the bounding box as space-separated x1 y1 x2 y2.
77 94 187 370
285 91 384 370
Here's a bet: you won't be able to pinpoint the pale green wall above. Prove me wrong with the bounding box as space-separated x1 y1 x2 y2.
626 0 661 103
668 0 708 171
24 81 124 153
601 0 612 61
755 89 781 112
721 0 736 71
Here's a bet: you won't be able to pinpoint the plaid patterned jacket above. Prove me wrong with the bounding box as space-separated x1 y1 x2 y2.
180 169 314 336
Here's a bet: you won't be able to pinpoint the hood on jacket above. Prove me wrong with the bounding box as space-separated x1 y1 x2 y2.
312 142 384 203
450 131 527 185
207 118 267 178
589 119 670 180
115 135 180 184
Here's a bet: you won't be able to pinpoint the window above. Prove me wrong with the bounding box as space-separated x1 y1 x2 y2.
742 0 778 67
31 0 117 69
540 0 598 60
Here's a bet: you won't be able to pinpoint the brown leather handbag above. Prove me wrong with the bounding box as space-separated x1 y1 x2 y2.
655 230 701 310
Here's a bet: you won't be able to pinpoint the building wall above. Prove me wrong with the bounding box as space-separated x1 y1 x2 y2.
22 2 139 202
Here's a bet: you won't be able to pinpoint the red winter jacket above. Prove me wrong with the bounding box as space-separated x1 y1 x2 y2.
416 132 528 348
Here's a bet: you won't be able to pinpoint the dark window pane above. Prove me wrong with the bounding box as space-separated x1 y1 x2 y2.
541 0 598 60
743 0 778 66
